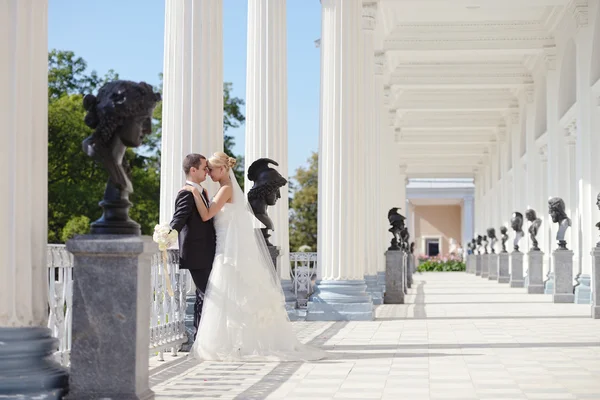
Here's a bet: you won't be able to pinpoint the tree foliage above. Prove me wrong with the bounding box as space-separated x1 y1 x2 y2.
47 49 246 242
289 152 318 252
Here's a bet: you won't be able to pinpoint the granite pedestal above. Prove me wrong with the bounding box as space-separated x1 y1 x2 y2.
592 247 600 318
481 254 489 279
510 252 524 288
402 252 408 294
467 254 475 274
406 255 413 289
383 250 404 304
498 252 510 283
475 254 482 276
552 249 574 303
66 235 156 400
488 253 498 280
526 251 544 294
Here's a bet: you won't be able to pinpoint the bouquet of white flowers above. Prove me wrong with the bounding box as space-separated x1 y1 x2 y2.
153 224 179 297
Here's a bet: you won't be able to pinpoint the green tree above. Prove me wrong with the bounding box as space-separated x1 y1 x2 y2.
61 216 90 243
289 152 318 251
47 49 247 242
223 82 246 189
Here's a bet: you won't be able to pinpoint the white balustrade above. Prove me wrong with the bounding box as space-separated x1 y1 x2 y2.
290 252 318 308
47 244 73 367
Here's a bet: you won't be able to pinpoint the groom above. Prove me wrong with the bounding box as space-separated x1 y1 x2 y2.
170 153 217 342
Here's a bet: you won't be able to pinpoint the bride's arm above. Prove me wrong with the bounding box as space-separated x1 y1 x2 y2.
186 185 233 222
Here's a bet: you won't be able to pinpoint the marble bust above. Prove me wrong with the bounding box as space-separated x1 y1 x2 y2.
510 212 525 252
500 226 509 253
486 228 497 254
548 197 571 250
525 208 542 252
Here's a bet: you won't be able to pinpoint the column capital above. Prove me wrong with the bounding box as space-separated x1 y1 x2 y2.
524 84 534 104
362 2 377 30
538 144 548 162
543 45 557 71
564 120 577 144
568 0 588 28
374 51 386 75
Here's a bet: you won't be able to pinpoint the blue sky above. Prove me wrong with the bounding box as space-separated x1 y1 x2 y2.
48 0 321 178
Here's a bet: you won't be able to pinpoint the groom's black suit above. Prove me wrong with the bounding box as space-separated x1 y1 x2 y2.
170 184 216 339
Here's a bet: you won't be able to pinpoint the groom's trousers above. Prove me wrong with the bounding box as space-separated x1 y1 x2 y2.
188 268 211 340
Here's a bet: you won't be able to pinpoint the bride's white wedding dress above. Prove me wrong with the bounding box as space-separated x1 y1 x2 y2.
191 170 325 362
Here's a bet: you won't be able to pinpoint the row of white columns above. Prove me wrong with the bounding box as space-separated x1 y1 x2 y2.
159 0 291 282
474 3 600 303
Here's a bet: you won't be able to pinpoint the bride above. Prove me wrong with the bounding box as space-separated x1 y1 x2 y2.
181 151 325 362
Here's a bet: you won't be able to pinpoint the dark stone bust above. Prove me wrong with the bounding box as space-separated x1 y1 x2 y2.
410 242 415 254
486 228 497 254
500 226 509 253
387 207 405 251
82 80 161 235
476 235 483 255
482 235 489 254
510 212 525 252
525 208 542 251
596 193 600 247
247 158 288 246
548 197 571 250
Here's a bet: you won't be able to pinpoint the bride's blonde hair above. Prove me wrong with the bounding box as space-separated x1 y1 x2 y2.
209 151 237 171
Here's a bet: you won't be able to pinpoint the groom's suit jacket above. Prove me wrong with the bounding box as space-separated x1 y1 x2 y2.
170 184 216 270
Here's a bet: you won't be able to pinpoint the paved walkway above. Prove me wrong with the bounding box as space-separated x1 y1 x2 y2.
150 272 600 400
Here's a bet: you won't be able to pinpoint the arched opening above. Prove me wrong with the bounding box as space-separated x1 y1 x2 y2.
558 39 577 118
535 81 547 139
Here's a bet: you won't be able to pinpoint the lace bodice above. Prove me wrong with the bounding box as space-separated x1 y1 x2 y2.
213 202 234 254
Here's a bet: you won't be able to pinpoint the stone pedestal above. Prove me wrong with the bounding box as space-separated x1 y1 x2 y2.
498 252 510 283
383 250 404 304
475 254 482 276
488 253 498 280
574 274 592 304
402 251 408 294
592 247 600 318
552 250 574 303
467 254 476 274
481 254 489 278
377 270 386 296
66 236 156 400
510 252 524 288
526 250 544 294
406 254 413 289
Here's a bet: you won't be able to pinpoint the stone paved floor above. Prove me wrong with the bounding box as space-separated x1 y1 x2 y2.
150 272 600 400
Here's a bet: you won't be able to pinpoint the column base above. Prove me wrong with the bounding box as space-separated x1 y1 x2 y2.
574 274 592 304
0 327 69 399
553 293 575 303
365 274 383 305
377 271 386 294
306 280 374 321
544 273 555 294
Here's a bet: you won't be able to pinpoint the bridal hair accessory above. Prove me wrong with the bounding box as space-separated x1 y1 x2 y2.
152 224 178 297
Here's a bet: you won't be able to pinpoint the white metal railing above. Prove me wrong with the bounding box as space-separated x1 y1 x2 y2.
46 245 188 366
290 252 318 308
47 244 73 366
150 250 188 360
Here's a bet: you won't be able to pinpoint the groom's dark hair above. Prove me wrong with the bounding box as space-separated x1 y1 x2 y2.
183 153 206 175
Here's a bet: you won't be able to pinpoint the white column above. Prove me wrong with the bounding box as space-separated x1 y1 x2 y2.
310 0 372 321
374 52 386 284
362 2 381 301
538 145 550 278
244 0 290 280
0 0 68 393
462 196 475 253
159 0 224 224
